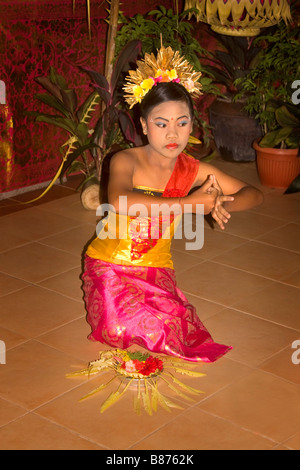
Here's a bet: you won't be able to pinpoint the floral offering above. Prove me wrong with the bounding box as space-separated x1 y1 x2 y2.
67 349 206 415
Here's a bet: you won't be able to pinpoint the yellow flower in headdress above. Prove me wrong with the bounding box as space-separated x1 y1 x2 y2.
123 46 202 108
141 78 155 91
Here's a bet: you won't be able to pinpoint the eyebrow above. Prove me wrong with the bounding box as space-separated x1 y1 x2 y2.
153 115 190 121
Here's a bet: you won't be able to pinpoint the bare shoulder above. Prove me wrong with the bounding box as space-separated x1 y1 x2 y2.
110 147 137 168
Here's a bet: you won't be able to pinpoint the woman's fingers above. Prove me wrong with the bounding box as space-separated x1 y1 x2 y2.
212 195 234 230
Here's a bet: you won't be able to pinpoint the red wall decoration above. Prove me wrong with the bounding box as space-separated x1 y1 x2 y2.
0 0 177 194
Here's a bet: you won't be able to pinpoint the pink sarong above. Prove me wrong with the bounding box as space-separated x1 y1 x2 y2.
82 256 231 362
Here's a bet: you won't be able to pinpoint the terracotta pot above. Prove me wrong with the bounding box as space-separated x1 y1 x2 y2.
253 140 300 189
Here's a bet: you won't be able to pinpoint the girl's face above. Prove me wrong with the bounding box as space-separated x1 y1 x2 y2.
140 100 193 160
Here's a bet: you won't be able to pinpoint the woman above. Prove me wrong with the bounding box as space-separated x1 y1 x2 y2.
82 47 263 362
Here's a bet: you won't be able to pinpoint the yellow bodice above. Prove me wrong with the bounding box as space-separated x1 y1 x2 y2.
86 187 180 269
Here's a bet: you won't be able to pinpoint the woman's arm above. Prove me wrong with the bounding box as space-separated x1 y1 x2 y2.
107 151 224 216
191 162 264 229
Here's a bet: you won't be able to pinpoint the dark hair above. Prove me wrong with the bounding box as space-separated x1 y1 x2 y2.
140 82 194 120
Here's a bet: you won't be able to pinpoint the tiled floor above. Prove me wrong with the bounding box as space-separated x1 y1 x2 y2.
0 158 299 450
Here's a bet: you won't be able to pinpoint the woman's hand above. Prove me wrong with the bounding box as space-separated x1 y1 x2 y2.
185 176 220 214
209 175 234 230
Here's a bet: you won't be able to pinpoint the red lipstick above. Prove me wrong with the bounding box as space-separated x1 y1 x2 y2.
166 143 179 150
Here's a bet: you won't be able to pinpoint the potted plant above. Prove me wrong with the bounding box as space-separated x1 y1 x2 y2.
28 40 142 208
253 100 300 189
235 20 300 189
202 32 263 162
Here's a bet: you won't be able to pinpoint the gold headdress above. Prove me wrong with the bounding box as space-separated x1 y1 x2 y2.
123 46 203 108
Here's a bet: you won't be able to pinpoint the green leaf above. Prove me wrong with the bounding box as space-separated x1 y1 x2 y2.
77 91 100 124
260 127 293 148
35 115 76 134
110 40 142 93
75 122 89 143
35 93 70 118
35 76 63 101
49 66 68 90
60 88 78 115
276 105 300 128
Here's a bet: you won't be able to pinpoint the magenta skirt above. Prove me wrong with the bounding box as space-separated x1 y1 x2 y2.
82 255 232 363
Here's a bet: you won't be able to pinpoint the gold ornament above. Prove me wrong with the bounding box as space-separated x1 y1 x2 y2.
185 0 292 37
123 46 202 108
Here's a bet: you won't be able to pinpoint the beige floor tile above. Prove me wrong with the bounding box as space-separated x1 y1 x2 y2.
199 369 300 443
0 243 80 283
0 413 103 450
0 326 28 351
38 317 108 364
0 206 81 241
233 282 300 330
255 192 300 222
0 340 86 410
39 194 99 225
157 357 252 406
213 241 300 281
257 223 300 253
213 211 288 240
0 230 31 253
284 431 300 450
0 285 85 338
39 224 96 257
281 269 300 288
131 406 277 450
38 266 84 301
36 375 188 450
204 308 298 367
259 345 300 386
176 261 271 306
173 227 248 260
0 272 30 297
0 397 27 427
171 250 204 274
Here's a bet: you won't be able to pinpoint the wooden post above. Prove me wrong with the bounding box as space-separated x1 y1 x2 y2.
104 0 120 83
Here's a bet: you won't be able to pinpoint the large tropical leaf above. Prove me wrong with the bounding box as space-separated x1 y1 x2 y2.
60 88 78 115
76 91 100 124
49 66 68 90
80 66 110 104
35 115 76 134
275 105 300 128
259 126 294 148
110 39 142 93
92 84 111 107
60 142 99 177
35 76 63 101
35 93 71 118
118 110 137 144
